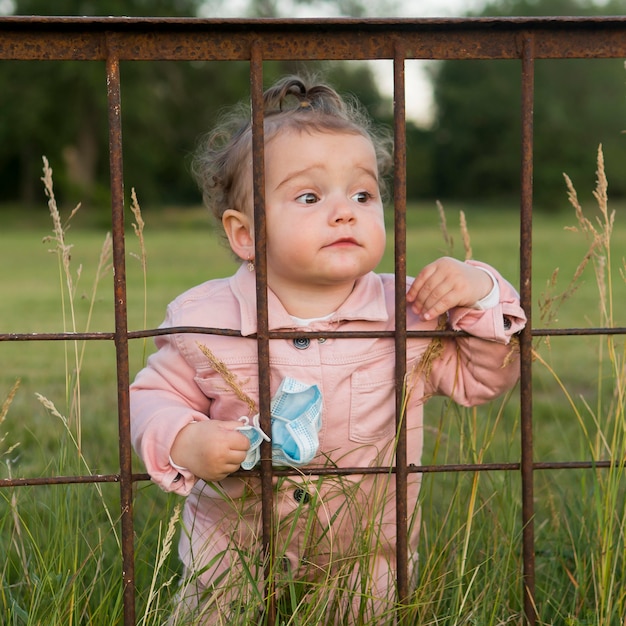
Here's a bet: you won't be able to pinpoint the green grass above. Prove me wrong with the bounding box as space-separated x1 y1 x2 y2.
1 176 625 624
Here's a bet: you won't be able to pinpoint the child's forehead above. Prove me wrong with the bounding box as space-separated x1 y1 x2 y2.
263 129 379 188
266 126 374 152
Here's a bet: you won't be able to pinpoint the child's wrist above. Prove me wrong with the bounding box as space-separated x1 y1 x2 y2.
169 420 197 472
169 455 190 473
470 266 499 310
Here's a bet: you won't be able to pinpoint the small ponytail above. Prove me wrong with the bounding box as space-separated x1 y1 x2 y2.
263 75 348 118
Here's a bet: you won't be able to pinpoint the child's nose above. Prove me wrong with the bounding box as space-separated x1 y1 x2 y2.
330 197 356 223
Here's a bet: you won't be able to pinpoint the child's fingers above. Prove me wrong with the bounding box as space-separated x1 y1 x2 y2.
407 262 453 318
409 257 489 319
414 285 458 320
406 263 436 303
217 420 253 448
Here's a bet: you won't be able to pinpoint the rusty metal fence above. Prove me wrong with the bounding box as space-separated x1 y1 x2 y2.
1 15 626 626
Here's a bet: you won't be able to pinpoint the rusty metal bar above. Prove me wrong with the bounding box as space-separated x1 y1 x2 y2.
2 325 626 344
519 34 536 626
105 39 136 626
2 17 626 62
392 43 410 608
3 456 624 491
0 474 122 487
249 45 277 625
0 332 117 341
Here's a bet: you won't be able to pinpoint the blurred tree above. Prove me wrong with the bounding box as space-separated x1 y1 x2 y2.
0 0 393 213
430 0 626 209
0 0 207 208
199 0 400 18
10 0 203 17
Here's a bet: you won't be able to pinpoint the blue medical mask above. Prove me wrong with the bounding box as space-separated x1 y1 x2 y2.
237 377 322 469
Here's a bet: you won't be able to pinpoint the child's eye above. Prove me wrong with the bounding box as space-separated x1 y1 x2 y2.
351 191 373 203
295 192 319 204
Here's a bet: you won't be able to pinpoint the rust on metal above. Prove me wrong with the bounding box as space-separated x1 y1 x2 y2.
392 43 410 606
0 474 122 488
1 17 626 62
519 34 537 626
105 44 136 626
249 41 278 624
2 324 625 344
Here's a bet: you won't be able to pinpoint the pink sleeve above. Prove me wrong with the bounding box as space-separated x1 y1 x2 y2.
425 261 527 406
130 329 209 495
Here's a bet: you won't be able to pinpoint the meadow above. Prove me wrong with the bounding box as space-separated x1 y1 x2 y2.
0 163 625 624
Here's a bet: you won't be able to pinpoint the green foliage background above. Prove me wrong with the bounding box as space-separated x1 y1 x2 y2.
432 0 626 208
1 0 626 214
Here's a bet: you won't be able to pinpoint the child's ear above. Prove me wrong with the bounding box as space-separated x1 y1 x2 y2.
222 209 254 261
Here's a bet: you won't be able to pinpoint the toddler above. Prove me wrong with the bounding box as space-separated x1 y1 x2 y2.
130 75 526 625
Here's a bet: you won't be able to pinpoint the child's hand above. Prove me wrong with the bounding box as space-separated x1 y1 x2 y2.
406 257 493 321
170 419 251 482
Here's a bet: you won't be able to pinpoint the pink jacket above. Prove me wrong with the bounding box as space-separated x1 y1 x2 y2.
131 262 525 491
130 261 526 594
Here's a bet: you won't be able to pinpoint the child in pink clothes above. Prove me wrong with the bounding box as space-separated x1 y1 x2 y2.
130 75 526 625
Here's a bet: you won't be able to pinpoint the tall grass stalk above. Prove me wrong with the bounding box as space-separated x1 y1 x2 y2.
138 503 181 626
130 187 149 363
41 156 112 452
0 161 165 625
1 380 20 461
534 145 626 624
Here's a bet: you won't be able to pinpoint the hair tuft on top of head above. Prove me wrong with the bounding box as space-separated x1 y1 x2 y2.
263 75 348 118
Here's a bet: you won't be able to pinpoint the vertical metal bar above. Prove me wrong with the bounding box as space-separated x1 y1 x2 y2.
393 44 409 607
519 34 537 626
105 40 136 625
249 43 276 625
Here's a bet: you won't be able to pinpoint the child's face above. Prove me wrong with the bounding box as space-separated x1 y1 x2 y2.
263 129 386 296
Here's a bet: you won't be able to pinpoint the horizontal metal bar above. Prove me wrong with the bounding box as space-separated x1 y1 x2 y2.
0 473 121 488
2 325 624 343
158 459 626 479
3 456 621 490
127 459 626 476
1 16 626 61
0 332 116 341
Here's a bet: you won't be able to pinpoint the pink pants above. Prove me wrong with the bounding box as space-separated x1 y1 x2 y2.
168 474 420 625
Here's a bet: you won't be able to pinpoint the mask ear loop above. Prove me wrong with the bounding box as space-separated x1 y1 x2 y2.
237 414 270 471
237 414 270 442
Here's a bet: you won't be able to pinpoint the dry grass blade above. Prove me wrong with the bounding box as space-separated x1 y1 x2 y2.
196 342 257 415
41 156 81 297
564 145 615 325
1 379 21 457
1 379 20 424
130 187 147 277
405 315 447 405
460 210 472 261
592 144 612 241
140 504 182 625
437 200 454 255
130 188 150 363
538 159 611 330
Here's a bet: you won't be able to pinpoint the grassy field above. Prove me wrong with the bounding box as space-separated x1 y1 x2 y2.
1 189 625 624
